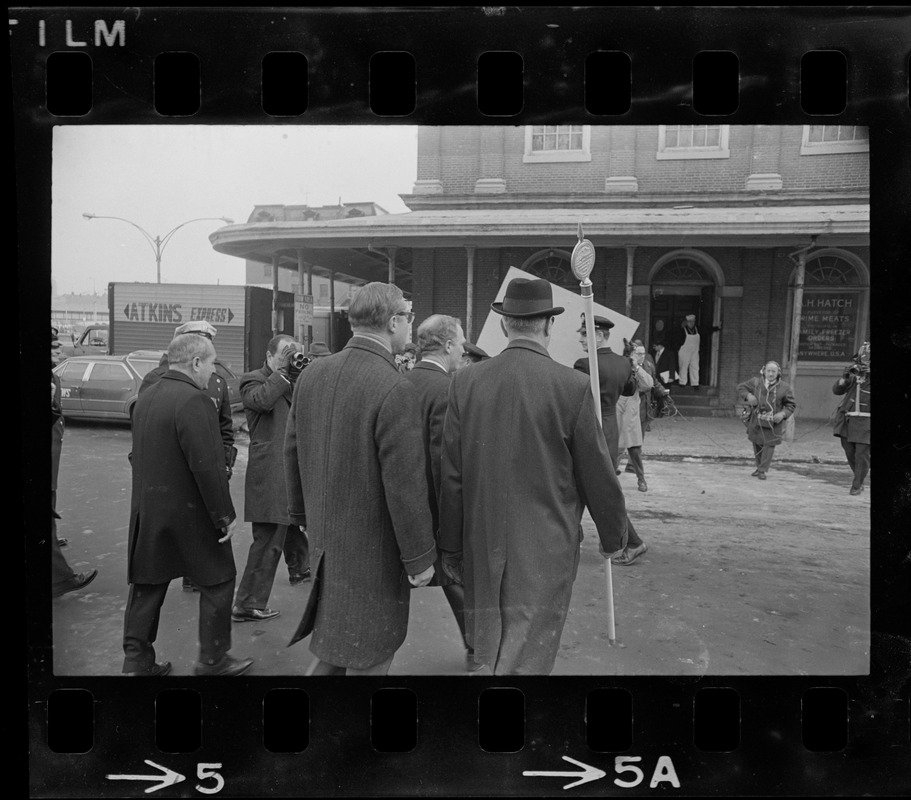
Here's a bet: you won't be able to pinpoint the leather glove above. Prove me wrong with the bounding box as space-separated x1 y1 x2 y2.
274 346 293 375
441 551 463 586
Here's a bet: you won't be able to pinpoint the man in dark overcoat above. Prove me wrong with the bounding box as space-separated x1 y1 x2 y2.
832 342 871 495
574 315 650 567
232 334 310 623
405 314 479 672
122 333 253 677
284 282 437 676
438 278 628 676
139 319 237 593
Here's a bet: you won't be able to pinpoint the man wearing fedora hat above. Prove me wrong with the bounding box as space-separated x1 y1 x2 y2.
307 341 332 359
574 315 650 567
439 277 628 676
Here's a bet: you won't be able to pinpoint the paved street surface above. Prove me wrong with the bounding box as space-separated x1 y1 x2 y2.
50 412 869 677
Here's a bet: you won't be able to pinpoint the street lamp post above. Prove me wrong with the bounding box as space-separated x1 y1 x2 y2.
82 213 234 283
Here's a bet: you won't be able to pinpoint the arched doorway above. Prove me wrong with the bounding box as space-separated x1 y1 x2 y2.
648 250 724 387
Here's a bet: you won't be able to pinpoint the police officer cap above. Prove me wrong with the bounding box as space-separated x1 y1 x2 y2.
174 320 218 339
579 314 614 330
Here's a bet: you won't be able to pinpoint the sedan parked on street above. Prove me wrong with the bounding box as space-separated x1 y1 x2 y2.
53 351 242 421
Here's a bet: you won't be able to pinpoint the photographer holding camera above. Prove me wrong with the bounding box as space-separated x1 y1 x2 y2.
233 335 311 623
833 341 871 496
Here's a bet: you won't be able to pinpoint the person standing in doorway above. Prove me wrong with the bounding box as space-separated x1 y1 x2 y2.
676 314 701 389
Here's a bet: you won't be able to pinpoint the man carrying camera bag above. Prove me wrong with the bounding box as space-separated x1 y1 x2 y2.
233 335 311 623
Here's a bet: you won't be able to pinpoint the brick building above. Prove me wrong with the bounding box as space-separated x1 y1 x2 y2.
211 125 869 418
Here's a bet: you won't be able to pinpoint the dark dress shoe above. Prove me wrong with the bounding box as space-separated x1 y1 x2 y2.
232 607 280 622
849 485 863 495
638 479 648 492
289 569 312 585
757 472 767 480
124 661 172 677
751 469 760 477
613 543 648 566
624 465 637 474
194 655 254 677
52 568 98 598
56 538 69 548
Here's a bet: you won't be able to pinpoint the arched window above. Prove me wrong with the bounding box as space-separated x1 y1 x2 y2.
652 257 712 284
797 253 865 287
791 250 869 362
521 249 575 289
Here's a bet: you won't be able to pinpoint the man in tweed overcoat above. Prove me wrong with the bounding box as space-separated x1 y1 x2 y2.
284 283 437 675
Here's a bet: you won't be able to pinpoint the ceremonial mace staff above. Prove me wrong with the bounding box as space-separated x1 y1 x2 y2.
570 223 617 646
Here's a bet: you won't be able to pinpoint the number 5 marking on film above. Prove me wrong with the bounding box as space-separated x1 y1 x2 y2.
195 763 224 795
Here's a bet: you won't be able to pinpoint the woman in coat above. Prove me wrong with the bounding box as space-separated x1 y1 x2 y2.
617 340 654 492
737 361 797 480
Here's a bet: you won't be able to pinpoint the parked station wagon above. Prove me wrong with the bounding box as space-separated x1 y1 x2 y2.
52 351 241 421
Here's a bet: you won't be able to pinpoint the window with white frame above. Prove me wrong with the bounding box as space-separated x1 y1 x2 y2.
523 125 592 163
656 125 730 160
800 125 869 155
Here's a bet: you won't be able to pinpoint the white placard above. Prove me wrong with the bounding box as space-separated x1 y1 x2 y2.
475 267 640 366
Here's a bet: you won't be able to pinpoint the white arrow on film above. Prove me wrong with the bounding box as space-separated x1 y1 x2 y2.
106 760 186 793
523 755 607 790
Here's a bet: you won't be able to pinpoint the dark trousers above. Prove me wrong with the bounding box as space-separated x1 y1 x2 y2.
625 446 645 480
122 577 235 671
51 490 76 589
752 442 776 474
51 526 76 589
235 522 288 611
283 525 310 578
840 438 871 489
442 583 472 654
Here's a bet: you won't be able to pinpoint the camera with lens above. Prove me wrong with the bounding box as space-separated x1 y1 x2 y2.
846 345 870 378
288 348 311 379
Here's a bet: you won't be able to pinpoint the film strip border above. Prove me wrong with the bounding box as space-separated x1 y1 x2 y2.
15 6 911 798
31 678 911 796
8 7 911 122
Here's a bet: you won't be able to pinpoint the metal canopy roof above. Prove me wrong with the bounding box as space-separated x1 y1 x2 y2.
209 204 869 284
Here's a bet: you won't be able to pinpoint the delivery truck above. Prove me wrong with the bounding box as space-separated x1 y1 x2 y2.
107 282 299 373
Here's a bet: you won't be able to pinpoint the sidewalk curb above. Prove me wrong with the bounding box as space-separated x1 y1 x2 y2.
647 454 845 465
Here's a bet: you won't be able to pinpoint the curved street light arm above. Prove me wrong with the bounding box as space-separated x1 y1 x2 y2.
82 213 159 255
157 217 233 259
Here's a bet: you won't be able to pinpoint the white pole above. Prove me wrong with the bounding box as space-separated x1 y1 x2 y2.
571 223 616 646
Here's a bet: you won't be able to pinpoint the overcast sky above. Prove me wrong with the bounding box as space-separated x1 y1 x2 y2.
51 125 418 295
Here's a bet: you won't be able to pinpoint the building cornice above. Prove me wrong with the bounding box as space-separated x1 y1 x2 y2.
400 191 870 212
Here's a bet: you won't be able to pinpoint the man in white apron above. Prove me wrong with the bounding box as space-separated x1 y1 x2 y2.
676 314 701 388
